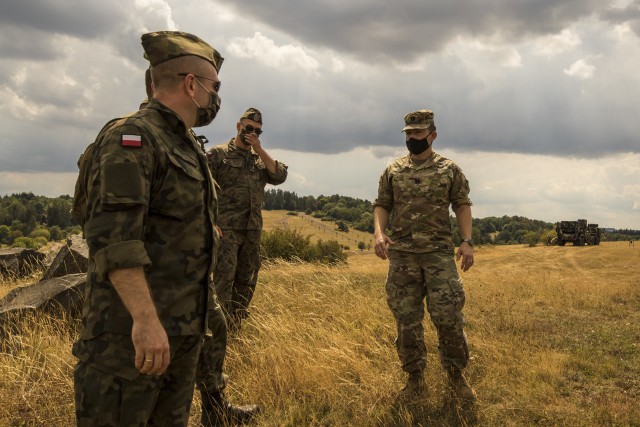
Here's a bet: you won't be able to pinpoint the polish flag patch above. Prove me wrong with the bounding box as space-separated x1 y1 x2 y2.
121 134 142 147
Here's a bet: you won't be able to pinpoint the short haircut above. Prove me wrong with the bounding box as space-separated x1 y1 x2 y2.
144 68 153 98
151 55 213 91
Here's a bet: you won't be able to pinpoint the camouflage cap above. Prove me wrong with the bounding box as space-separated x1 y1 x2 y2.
402 109 436 132
240 107 262 124
141 31 224 72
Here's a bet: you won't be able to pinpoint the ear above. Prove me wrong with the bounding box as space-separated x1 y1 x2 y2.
430 131 438 141
183 74 197 97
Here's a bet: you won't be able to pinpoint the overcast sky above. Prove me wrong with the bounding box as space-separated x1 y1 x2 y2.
1 0 639 229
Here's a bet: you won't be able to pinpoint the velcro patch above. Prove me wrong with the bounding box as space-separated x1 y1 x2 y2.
121 135 142 148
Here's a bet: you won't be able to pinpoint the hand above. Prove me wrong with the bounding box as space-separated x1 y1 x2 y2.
243 132 262 151
132 316 171 376
374 233 395 260
455 243 475 272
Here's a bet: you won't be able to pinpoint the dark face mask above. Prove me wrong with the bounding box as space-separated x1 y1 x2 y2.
192 79 221 127
406 135 432 155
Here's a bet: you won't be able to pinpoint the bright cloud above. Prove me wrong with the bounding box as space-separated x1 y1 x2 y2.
227 32 319 72
564 58 596 79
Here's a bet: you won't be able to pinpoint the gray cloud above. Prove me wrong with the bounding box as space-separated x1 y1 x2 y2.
213 0 602 62
0 0 124 39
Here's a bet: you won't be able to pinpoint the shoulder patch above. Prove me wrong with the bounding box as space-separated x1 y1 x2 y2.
121 134 142 148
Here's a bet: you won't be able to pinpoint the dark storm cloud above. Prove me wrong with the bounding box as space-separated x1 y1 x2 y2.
213 0 603 61
601 1 640 35
0 0 124 39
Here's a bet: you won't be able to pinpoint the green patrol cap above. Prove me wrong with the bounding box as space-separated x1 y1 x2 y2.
402 109 436 132
240 107 262 124
141 31 224 72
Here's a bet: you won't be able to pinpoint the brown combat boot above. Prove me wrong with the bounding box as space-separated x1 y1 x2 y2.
447 368 477 404
399 371 426 398
200 390 261 426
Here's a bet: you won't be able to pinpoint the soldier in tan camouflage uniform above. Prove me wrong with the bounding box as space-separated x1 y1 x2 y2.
71 31 257 426
205 107 288 331
374 109 477 405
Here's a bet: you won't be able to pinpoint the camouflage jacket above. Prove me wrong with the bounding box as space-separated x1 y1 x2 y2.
72 99 218 339
207 139 287 230
374 152 472 253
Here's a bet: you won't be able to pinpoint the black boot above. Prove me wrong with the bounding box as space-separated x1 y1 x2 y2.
200 389 261 426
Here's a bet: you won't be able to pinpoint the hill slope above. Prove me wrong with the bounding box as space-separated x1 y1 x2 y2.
1 242 639 425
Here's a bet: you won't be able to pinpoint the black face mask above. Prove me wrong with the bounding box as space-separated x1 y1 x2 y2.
406 136 431 155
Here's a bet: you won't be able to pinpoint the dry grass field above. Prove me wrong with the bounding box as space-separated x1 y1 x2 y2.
1 212 639 426
262 210 375 250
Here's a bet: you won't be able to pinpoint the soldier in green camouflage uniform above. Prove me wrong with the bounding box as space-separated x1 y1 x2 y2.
205 108 288 331
374 109 477 404
72 31 226 426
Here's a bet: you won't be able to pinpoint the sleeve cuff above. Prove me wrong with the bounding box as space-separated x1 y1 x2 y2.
93 240 152 278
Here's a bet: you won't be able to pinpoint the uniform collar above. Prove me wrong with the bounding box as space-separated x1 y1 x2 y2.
403 151 439 169
146 98 189 134
228 139 256 157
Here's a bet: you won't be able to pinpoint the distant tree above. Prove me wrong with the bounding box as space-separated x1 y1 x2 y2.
336 221 349 232
0 225 10 244
49 225 63 241
357 241 366 250
29 228 51 241
11 236 39 249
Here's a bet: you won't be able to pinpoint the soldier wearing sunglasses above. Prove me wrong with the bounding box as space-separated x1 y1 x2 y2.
197 107 287 413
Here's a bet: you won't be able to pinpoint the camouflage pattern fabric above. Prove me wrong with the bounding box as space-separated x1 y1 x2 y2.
73 98 218 339
212 229 261 328
141 31 224 71
386 250 469 375
73 333 202 426
195 291 228 392
207 139 287 231
402 109 436 132
374 152 472 253
72 97 219 423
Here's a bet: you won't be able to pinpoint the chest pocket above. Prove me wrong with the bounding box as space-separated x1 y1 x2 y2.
149 148 205 220
168 147 205 181
397 171 450 202
222 157 245 169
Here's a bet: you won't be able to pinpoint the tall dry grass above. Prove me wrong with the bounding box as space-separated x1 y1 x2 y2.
1 242 639 426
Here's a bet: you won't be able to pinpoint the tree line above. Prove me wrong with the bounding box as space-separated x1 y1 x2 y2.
0 193 80 249
1 191 638 249
263 189 639 246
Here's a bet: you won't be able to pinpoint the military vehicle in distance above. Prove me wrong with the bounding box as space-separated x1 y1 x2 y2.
556 219 601 246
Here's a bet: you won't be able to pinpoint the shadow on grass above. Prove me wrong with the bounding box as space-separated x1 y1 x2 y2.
376 393 479 427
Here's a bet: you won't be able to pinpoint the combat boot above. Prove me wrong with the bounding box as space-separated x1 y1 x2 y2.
447 368 477 404
200 389 261 426
399 371 426 398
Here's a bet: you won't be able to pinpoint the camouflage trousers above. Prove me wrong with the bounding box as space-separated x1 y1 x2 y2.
385 250 469 376
73 332 202 427
195 290 228 392
214 229 262 330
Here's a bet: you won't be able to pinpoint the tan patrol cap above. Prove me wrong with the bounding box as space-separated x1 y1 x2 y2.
141 31 224 72
240 107 262 124
402 109 436 132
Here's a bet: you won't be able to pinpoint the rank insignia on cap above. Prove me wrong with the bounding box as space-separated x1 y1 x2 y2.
121 135 142 148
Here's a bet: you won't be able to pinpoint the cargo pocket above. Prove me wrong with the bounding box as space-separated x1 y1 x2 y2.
447 278 466 311
149 149 205 220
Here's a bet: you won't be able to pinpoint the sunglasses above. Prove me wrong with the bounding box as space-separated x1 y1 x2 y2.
243 124 263 136
177 73 221 92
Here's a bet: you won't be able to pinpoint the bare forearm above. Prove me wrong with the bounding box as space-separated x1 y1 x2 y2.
108 267 159 322
374 206 389 237
454 204 473 239
254 147 277 174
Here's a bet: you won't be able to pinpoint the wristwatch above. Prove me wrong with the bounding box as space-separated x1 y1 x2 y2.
461 238 474 247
